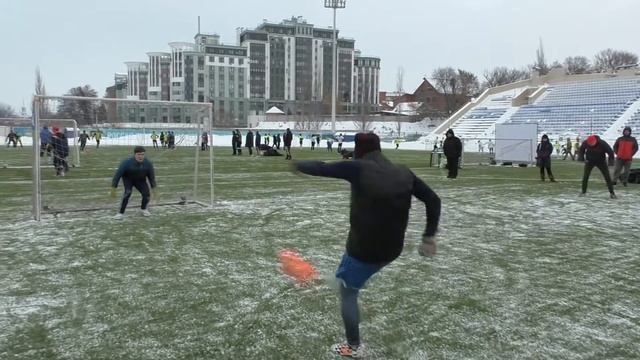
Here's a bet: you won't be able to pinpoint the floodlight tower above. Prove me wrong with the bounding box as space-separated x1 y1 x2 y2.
324 0 346 134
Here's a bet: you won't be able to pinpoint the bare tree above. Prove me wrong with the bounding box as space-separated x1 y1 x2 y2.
533 39 550 76
482 67 529 88
294 101 323 131
396 66 404 94
57 85 98 125
34 67 52 117
564 56 591 74
594 48 639 72
456 69 480 97
353 103 373 132
0 103 16 118
432 67 458 114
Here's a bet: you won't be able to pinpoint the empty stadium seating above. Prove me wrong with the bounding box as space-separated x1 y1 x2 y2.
506 78 640 135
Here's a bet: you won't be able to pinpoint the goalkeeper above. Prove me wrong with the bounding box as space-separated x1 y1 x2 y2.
111 146 157 219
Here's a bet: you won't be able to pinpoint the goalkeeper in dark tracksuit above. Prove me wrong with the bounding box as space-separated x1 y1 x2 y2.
294 133 441 358
111 146 157 219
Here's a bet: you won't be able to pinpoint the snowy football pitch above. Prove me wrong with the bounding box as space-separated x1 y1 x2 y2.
1 146 639 359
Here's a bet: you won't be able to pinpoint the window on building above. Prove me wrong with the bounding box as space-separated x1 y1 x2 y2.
229 58 235 65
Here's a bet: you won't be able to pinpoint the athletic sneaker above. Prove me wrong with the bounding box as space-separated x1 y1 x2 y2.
113 213 124 220
331 343 364 358
141 209 151 217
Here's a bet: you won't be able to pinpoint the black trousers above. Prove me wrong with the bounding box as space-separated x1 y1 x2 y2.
119 178 150 214
539 158 553 179
247 146 253 155
446 156 459 178
80 141 87 151
582 162 614 194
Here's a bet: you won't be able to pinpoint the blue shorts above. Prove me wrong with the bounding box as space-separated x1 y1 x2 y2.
336 253 387 290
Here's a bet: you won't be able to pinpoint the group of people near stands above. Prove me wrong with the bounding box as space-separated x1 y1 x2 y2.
441 127 638 198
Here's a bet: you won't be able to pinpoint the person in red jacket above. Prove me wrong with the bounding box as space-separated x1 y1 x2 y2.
612 126 638 187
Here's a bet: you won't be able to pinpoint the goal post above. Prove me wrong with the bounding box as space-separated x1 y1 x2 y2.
31 95 214 221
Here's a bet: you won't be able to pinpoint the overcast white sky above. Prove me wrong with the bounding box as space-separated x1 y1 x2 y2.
1 0 638 112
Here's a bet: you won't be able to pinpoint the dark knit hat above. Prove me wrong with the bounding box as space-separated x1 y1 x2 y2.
354 132 381 159
133 146 146 154
586 135 598 146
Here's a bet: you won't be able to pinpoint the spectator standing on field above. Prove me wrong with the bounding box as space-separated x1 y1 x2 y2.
337 133 344 152
255 131 261 149
201 131 209 151
612 126 638 187
151 131 159 149
536 134 556 182
442 129 462 179
246 130 254 155
284 128 293 160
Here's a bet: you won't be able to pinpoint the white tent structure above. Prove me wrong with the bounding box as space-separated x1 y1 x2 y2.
265 106 285 115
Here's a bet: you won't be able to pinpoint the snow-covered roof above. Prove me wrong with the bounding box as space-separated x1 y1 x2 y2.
266 106 285 115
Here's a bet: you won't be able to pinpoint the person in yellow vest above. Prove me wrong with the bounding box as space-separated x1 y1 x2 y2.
394 138 401 149
554 139 561 157
151 131 159 148
93 130 103 148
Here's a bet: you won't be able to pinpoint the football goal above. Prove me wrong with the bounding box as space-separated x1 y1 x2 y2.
30 95 214 221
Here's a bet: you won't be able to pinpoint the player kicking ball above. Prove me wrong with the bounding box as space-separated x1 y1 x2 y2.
111 146 157 219
294 133 441 357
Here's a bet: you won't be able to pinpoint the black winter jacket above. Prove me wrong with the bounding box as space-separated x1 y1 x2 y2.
296 151 441 264
443 131 462 159
578 136 615 165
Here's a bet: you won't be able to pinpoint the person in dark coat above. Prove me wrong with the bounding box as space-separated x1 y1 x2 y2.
51 127 69 176
577 134 616 198
612 126 638 186
536 134 555 182
254 131 261 149
294 133 441 358
79 130 90 151
111 146 157 219
275 134 281 149
201 132 209 151
246 130 254 156
231 130 238 155
234 129 242 155
5 129 18 147
442 129 462 179
283 128 293 160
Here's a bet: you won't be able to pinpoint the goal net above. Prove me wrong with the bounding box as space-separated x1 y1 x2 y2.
29 95 213 220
